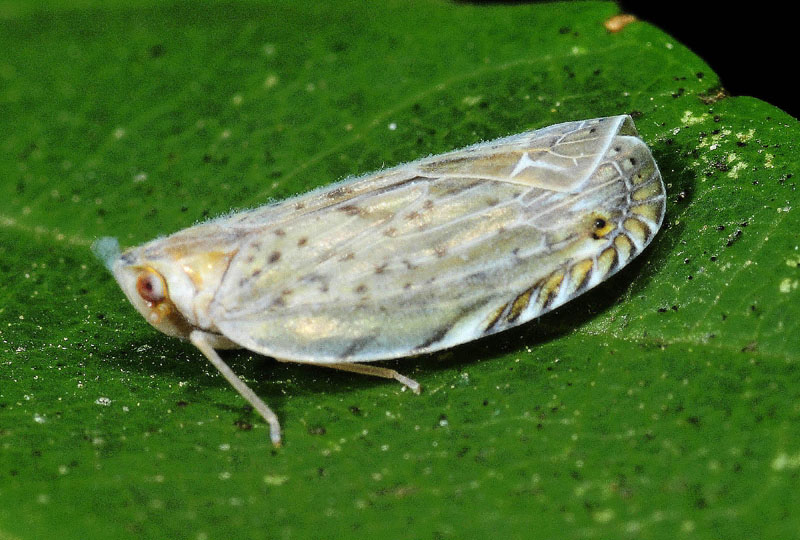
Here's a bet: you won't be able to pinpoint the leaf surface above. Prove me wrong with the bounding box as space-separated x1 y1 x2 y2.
1 1 799 538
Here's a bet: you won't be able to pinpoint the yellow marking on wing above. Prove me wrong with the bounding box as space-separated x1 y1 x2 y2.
485 303 508 331
623 217 649 245
569 259 594 293
631 202 661 223
596 247 618 276
286 315 341 339
592 218 614 239
614 234 633 262
508 287 535 322
632 180 662 201
537 271 564 310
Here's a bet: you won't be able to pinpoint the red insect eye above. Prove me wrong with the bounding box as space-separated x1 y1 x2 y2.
136 270 166 304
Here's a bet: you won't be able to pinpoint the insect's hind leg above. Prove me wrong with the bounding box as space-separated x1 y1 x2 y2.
275 358 421 394
326 362 421 394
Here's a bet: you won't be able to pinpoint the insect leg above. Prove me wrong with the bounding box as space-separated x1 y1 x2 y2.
274 358 421 394
189 330 282 447
324 363 421 394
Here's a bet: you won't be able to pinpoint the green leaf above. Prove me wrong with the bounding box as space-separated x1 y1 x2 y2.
2 1 799 539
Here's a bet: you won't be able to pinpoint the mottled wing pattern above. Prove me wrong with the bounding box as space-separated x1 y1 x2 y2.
209 115 665 362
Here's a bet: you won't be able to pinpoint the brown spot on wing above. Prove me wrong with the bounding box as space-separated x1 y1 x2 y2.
339 205 363 216
327 186 354 200
341 336 377 359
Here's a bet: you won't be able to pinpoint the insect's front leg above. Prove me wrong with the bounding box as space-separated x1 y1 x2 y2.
189 330 283 447
274 357 421 394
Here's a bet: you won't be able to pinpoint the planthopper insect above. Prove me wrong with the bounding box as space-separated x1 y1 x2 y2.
94 115 665 446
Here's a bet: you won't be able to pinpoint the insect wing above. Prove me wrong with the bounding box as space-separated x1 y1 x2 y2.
209 116 665 363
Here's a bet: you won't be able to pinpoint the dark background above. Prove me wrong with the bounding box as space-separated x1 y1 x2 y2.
618 3 797 119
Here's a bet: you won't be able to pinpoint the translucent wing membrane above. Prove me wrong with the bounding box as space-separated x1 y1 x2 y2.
204 115 665 362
